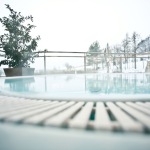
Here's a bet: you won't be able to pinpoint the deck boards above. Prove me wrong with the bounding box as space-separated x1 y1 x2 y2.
24 101 73 124
0 96 150 133
126 102 150 115
116 102 150 130
0 101 54 120
94 102 113 130
44 102 84 127
69 102 93 129
107 102 143 132
136 102 150 109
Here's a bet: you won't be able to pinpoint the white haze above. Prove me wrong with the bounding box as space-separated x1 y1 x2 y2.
0 0 150 70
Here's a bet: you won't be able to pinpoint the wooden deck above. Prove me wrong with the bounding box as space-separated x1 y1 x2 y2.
0 95 150 133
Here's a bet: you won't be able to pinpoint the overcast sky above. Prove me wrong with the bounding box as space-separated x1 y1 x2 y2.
0 0 150 69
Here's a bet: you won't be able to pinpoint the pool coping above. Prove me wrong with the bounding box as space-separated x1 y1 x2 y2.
1 90 150 102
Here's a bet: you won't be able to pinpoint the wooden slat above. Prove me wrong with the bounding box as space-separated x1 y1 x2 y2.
23 101 76 124
126 102 150 115
0 102 44 109
0 99 45 107
5 101 62 122
0 100 52 113
69 102 93 129
107 102 143 132
0 99 42 106
116 102 150 130
0 94 150 133
94 102 112 130
0 100 48 112
0 97 18 101
145 102 150 107
136 102 150 109
44 102 84 127
0 101 56 120
0 99 22 104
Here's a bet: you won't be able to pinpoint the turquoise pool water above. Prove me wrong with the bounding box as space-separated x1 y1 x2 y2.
0 73 150 100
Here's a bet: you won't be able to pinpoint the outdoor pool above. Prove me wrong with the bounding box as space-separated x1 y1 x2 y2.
0 73 150 101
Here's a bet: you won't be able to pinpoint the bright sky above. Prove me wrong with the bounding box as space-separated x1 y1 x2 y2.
0 0 150 70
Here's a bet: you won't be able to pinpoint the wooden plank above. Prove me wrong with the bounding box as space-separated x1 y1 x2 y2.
126 102 150 115
0 99 45 107
69 102 93 129
107 102 143 132
136 102 150 109
145 102 150 107
116 102 150 129
0 100 53 113
44 102 84 127
0 99 50 111
0 99 52 112
0 97 17 101
94 102 112 130
24 101 75 124
0 101 56 120
5 101 62 122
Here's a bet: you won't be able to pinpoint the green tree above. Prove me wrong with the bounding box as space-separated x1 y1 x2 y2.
0 4 40 67
87 41 101 70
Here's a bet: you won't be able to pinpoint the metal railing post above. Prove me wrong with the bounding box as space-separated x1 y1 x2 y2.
44 50 47 74
134 53 137 69
84 53 86 73
120 57 122 73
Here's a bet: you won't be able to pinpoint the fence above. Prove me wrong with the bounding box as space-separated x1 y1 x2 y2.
1 50 150 74
35 50 150 73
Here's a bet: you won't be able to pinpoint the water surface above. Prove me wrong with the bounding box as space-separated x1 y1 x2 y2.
0 73 150 101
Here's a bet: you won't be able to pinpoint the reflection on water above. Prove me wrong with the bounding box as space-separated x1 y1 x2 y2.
0 74 150 95
4 77 35 92
86 74 150 94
